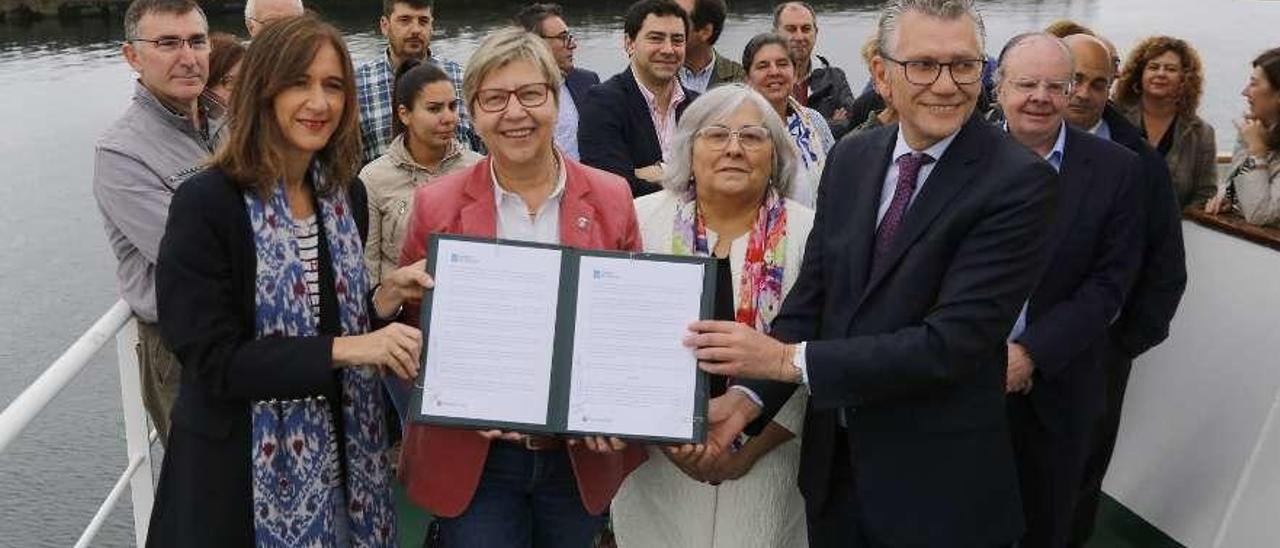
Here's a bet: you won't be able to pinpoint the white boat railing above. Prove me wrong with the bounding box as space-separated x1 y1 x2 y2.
0 299 155 548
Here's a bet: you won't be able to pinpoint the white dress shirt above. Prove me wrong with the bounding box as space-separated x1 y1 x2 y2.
555 80 581 161
491 153 568 243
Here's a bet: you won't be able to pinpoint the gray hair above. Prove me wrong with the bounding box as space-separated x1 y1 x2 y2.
244 0 304 21
124 0 205 40
662 83 798 198
994 32 1075 84
877 0 985 57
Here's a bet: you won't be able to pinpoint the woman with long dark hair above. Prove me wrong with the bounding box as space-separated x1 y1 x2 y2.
150 16 427 546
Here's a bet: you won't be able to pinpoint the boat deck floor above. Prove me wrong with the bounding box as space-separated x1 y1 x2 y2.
391 486 1183 547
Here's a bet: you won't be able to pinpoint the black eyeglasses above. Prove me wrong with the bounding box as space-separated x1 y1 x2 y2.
880 53 985 86
540 31 576 47
474 82 553 113
129 36 209 52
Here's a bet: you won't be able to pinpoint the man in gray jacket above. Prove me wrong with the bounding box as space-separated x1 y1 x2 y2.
93 0 225 445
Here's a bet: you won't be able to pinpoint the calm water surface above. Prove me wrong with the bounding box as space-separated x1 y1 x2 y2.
2 0 1276 545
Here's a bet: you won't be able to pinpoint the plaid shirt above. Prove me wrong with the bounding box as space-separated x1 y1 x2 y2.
356 49 482 164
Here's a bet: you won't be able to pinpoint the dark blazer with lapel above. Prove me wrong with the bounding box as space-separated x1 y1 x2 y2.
709 49 746 88
741 115 1059 546
806 55 858 139
1015 126 1143 433
149 169 372 547
564 67 600 112
578 68 697 197
1102 105 1187 358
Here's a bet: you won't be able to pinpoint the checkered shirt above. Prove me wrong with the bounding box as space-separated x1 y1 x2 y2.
356 50 482 164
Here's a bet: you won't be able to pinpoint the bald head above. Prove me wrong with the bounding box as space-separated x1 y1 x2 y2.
1064 33 1114 129
996 34 1073 156
996 33 1074 85
245 0 304 37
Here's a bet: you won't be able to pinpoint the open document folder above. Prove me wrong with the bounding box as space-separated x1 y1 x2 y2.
409 234 717 444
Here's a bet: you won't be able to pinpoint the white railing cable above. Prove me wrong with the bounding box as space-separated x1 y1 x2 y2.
75 451 148 548
0 299 133 452
116 318 155 546
0 298 157 548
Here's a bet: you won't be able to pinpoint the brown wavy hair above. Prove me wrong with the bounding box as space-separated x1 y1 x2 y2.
1112 35 1204 117
208 32 245 91
209 15 361 196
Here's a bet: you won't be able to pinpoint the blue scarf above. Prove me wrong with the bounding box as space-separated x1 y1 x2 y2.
243 164 395 547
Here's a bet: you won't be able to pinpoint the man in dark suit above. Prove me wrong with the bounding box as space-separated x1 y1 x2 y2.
679 1 1058 545
773 1 858 138
579 0 698 197
1060 34 1188 547
514 3 600 161
993 33 1143 548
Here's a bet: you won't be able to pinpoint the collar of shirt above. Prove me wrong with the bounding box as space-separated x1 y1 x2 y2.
383 47 436 68
891 125 961 165
555 80 582 160
1089 117 1111 141
1001 121 1067 172
1045 122 1067 172
634 70 686 113
489 152 568 244
489 151 569 213
133 80 220 145
798 55 831 84
633 70 685 161
877 125 962 225
678 52 717 93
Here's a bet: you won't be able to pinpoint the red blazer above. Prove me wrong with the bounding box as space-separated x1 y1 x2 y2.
396 155 648 517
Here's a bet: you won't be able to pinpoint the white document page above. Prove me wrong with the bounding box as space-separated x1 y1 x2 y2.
567 256 705 439
420 239 562 426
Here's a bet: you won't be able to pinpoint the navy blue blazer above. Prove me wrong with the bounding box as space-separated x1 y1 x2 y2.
741 114 1058 545
577 68 697 197
1015 126 1144 433
564 67 599 112
1101 105 1188 358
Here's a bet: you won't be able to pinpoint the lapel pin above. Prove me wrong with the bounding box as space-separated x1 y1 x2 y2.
576 216 590 230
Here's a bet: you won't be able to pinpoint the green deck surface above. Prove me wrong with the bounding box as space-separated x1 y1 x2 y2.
392 486 1182 548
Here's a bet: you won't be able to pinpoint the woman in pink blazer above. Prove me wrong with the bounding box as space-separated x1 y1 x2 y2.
394 28 646 547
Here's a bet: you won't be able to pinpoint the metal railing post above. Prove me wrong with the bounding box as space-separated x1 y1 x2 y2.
115 319 154 547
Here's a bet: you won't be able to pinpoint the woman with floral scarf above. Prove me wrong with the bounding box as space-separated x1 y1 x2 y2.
150 17 428 547
742 33 835 208
613 84 815 547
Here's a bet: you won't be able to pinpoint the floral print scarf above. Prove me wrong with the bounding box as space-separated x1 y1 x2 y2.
671 186 788 331
243 163 395 547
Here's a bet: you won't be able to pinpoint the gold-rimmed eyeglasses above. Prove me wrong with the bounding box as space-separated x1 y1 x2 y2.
695 125 771 151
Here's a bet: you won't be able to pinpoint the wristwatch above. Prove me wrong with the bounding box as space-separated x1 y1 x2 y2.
787 344 807 385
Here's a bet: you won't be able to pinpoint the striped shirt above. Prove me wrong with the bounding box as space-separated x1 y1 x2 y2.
293 215 322 323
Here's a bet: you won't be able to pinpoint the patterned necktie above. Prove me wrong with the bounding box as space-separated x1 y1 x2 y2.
874 152 935 266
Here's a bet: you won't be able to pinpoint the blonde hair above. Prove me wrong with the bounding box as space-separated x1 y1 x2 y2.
462 27 564 112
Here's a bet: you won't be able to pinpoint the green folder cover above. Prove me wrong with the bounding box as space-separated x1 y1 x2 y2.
409 233 716 444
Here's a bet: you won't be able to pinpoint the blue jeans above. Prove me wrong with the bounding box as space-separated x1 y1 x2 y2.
435 443 605 548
